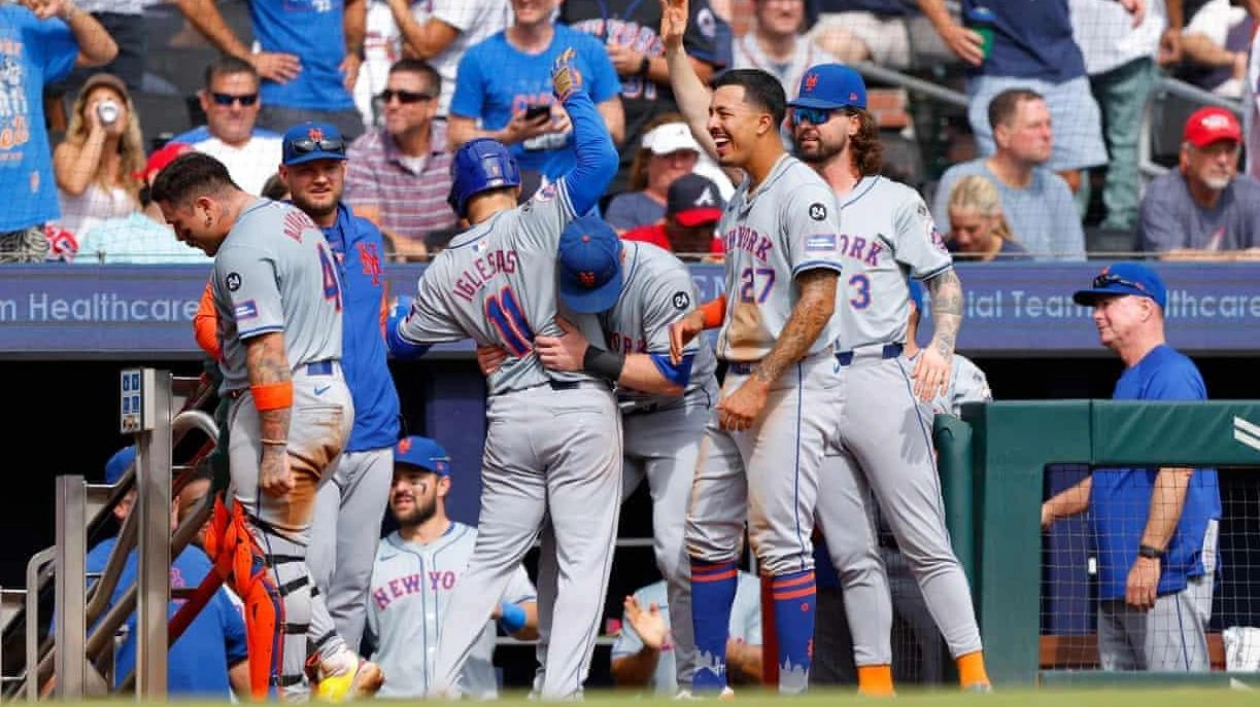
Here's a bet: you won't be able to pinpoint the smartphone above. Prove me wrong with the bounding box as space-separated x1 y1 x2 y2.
524 105 551 122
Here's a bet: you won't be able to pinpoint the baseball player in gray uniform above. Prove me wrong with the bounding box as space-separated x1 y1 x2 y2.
151 152 381 700
783 64 990 695
663 1 845 694
368 436 537 699
477 216 720 695
386 49 622 700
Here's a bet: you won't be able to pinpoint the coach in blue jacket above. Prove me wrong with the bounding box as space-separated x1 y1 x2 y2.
1041 262 1221 672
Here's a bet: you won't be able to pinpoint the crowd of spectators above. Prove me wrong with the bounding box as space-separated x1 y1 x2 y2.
3 0 1260 266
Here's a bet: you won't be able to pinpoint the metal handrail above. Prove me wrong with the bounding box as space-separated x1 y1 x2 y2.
851 60 969 109
6 378 219 700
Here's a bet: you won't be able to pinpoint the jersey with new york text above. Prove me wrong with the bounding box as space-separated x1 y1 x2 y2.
716 155 844 361
213 199 343 392
832 176 953 352
367 523 536 699
601 241 717 408
396 179 605 394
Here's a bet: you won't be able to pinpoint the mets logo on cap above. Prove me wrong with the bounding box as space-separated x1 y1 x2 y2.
397 437 412 455
308 126 324 142
804 72 819 94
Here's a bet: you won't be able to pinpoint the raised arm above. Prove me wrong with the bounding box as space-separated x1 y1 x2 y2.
660 0 719 160
553 49 619 216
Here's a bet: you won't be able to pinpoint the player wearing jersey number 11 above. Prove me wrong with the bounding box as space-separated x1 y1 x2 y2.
386 47 622 699
661 0 846 695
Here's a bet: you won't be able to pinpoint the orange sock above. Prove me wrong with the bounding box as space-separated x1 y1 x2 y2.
857 664 895 697
956 650 990 688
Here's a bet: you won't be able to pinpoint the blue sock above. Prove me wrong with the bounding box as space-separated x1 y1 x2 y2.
690 558 738 692
772 570 816 695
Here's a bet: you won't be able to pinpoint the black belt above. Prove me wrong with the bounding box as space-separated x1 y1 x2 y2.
836 343 903 367
548 380 612 392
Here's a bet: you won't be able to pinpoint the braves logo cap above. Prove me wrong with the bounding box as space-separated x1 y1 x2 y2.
395 436 451 477
1183 107 1241 149
1072 261 1167 309
558 215 624 313
788 63 867 111
667 173 726 228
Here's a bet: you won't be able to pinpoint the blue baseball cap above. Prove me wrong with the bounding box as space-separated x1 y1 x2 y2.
394 436 450 477
105 445 136 485
908 279 925 312
1072 262 1167 309
789 64 867 111
281 121 347 166
558 215 623 314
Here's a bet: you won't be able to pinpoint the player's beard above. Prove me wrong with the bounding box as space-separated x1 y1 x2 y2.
291 190 341 222
795 129 846 165
394 494 439 528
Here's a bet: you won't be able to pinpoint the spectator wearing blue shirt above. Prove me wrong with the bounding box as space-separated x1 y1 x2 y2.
173 0 368 140
0 0 116 262
1042 263 1222 672
448 0 624 183
85 448 250 696
917 0 1134 195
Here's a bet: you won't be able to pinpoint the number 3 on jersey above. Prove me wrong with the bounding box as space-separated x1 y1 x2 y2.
739 267 776 303
485 287 535 356
318 245 343 311
848 274 871 309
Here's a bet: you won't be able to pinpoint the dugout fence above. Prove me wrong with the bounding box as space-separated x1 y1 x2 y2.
954 400 1260 687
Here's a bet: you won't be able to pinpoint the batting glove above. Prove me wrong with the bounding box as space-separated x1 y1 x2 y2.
552 47 583 102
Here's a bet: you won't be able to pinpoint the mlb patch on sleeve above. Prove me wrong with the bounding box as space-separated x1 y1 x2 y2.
234 300 259 321
805 234 837 253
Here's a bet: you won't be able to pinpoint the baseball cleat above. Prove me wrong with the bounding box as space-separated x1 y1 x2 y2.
308 650 384 701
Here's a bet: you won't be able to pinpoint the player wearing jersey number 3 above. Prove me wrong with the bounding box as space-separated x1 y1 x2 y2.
662 0 846 695
386 48 621 699
787 64 990 695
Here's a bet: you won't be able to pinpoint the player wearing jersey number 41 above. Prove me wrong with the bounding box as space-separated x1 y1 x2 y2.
786 64 990 696
386 48 622 700
151 152 361 700
661 0 846 695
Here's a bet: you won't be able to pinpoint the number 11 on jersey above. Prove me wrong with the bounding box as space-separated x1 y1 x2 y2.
485 286 535 356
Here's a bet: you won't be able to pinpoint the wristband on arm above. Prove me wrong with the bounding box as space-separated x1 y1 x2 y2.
498 601 527 634
583 346 626 381
251 381 293 411
700 295 727 329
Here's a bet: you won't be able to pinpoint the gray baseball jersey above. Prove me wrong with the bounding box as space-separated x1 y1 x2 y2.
832 176 953 352
818 175 983 672
605 241 718 411
715 154 845 361
611 573 761 696
396 179 605 395
368 523 536 699
213 199 343 391
931 354 991 417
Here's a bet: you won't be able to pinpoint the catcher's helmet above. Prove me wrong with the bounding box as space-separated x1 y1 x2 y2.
448 138 522 218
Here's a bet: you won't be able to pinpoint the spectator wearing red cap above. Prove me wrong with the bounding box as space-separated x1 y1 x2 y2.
1137 106 1260 261
621 173 724 261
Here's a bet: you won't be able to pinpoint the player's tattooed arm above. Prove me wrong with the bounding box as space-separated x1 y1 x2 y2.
926 268 963 359
754 269 838 386
246 332 295 495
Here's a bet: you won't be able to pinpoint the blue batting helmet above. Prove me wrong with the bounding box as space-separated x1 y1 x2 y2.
448 138 522 218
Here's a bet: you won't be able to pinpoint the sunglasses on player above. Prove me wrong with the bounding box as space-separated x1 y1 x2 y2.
378 89 434 105
287 136 346 156
210 92 259 107
1092 273 1148 293
792 107 834 126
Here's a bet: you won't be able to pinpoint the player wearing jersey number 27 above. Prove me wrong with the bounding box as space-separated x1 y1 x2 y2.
662 0 846 695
